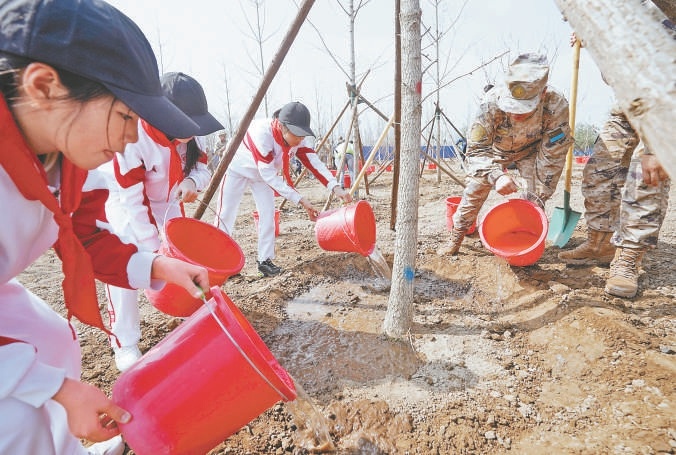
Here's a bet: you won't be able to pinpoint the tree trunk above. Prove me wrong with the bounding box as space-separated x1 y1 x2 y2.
383 0 422 338
553 0 676 178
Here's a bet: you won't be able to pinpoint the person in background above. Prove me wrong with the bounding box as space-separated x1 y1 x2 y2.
438 53 571 256
100 72 223 371
0 1 209 454
333 136 356 190
214 102 352 277
558 34 671 298
210 130 228 172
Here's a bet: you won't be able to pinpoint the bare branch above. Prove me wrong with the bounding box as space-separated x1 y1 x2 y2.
291 0 350 79
421 50 509 104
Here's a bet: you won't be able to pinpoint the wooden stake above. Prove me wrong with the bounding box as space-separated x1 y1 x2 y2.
193 0 316 220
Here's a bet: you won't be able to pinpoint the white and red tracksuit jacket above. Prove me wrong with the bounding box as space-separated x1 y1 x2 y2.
0 105 159 452
226 118 340 202
99 122 211 252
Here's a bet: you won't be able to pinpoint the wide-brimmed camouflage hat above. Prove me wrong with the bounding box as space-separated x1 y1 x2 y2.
496 53 549 114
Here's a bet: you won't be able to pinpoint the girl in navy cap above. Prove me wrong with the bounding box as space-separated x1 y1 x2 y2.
100 72 223 372
0 1 209 454
214 101 352 277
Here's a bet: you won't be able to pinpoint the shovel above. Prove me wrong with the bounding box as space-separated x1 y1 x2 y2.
548 38 582 247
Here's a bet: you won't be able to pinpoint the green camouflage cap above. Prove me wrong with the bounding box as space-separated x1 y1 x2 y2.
497 53 549 114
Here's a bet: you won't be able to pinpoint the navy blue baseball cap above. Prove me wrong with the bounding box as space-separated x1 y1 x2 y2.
0 0 200 138
276 102 315 137
161 72 224 137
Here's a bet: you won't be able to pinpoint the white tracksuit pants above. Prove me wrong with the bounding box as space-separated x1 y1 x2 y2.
105 285 141 348
215 171 277 263
0 280 90 454
103 201 143 349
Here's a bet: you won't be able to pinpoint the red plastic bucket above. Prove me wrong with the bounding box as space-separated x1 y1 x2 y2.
145 217 244 317
445 196 476 235
478 199 548 266
253 209 280 237
343 174 352 188
113 287 296 455
315 200 376 257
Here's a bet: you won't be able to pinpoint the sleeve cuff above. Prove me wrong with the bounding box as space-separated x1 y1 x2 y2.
488 169 505 186
5 343 67 408
128 251 165 290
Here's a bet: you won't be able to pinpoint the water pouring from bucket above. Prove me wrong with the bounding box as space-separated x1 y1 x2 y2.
113 287 297 455
315 200 391 280
315 200 376 257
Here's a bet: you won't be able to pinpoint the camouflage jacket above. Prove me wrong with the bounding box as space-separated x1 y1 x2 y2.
464 86 572 184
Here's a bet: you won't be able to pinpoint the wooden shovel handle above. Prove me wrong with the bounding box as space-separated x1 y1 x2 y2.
565 39 582 193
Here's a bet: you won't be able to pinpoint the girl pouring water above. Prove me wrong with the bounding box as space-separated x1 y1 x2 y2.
0 1 209 453
100 72 223 372
214 101 352 277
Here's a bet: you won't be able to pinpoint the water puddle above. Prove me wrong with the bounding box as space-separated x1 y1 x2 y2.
271 265 508 453
276 280 422 454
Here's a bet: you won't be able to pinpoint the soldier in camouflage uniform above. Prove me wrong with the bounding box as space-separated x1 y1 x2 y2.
438 53 571 256
559 107 670 298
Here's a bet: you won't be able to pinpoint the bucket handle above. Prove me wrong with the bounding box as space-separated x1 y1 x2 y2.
200 293 295 402
471 187 546 235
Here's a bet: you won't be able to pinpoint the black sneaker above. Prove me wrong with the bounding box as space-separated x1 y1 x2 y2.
257 258 281 277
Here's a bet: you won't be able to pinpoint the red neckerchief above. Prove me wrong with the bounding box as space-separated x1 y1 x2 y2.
141 120 185 201
271 119 295 188
0 95 110 336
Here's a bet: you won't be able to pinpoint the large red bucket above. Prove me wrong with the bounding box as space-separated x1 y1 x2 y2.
253 209 280 237
315 200 376 257
145 217 244 317
478 199 548 267
113 287 296 455
445 196 476 235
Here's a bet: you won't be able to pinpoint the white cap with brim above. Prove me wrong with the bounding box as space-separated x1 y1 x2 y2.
496 53 549 115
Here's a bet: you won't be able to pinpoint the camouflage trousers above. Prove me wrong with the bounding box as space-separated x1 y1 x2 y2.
452 145 566 232
582 111 670 249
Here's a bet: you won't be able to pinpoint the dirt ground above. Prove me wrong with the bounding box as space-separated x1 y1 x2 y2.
20 162 675 454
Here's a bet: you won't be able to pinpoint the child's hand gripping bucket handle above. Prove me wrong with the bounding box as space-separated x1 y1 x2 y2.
147 199 245 317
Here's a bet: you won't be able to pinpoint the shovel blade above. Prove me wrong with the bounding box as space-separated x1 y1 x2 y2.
547 206 582 248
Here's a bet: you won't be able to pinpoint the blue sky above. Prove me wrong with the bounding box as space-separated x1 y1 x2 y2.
107 0 615 143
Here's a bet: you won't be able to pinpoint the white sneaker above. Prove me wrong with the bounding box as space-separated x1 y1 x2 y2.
87 435 125 455
114 345 142 372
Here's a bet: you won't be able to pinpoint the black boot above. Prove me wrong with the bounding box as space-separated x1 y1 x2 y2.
257 258 282 277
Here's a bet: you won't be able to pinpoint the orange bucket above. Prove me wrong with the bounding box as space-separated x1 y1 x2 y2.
113 287 296 455
315 200 376 257
145 217 244 317
253 209 280 237
478 199 548 266
445 196 476 235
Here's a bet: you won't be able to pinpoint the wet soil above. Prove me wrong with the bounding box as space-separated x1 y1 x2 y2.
21 164 675 454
